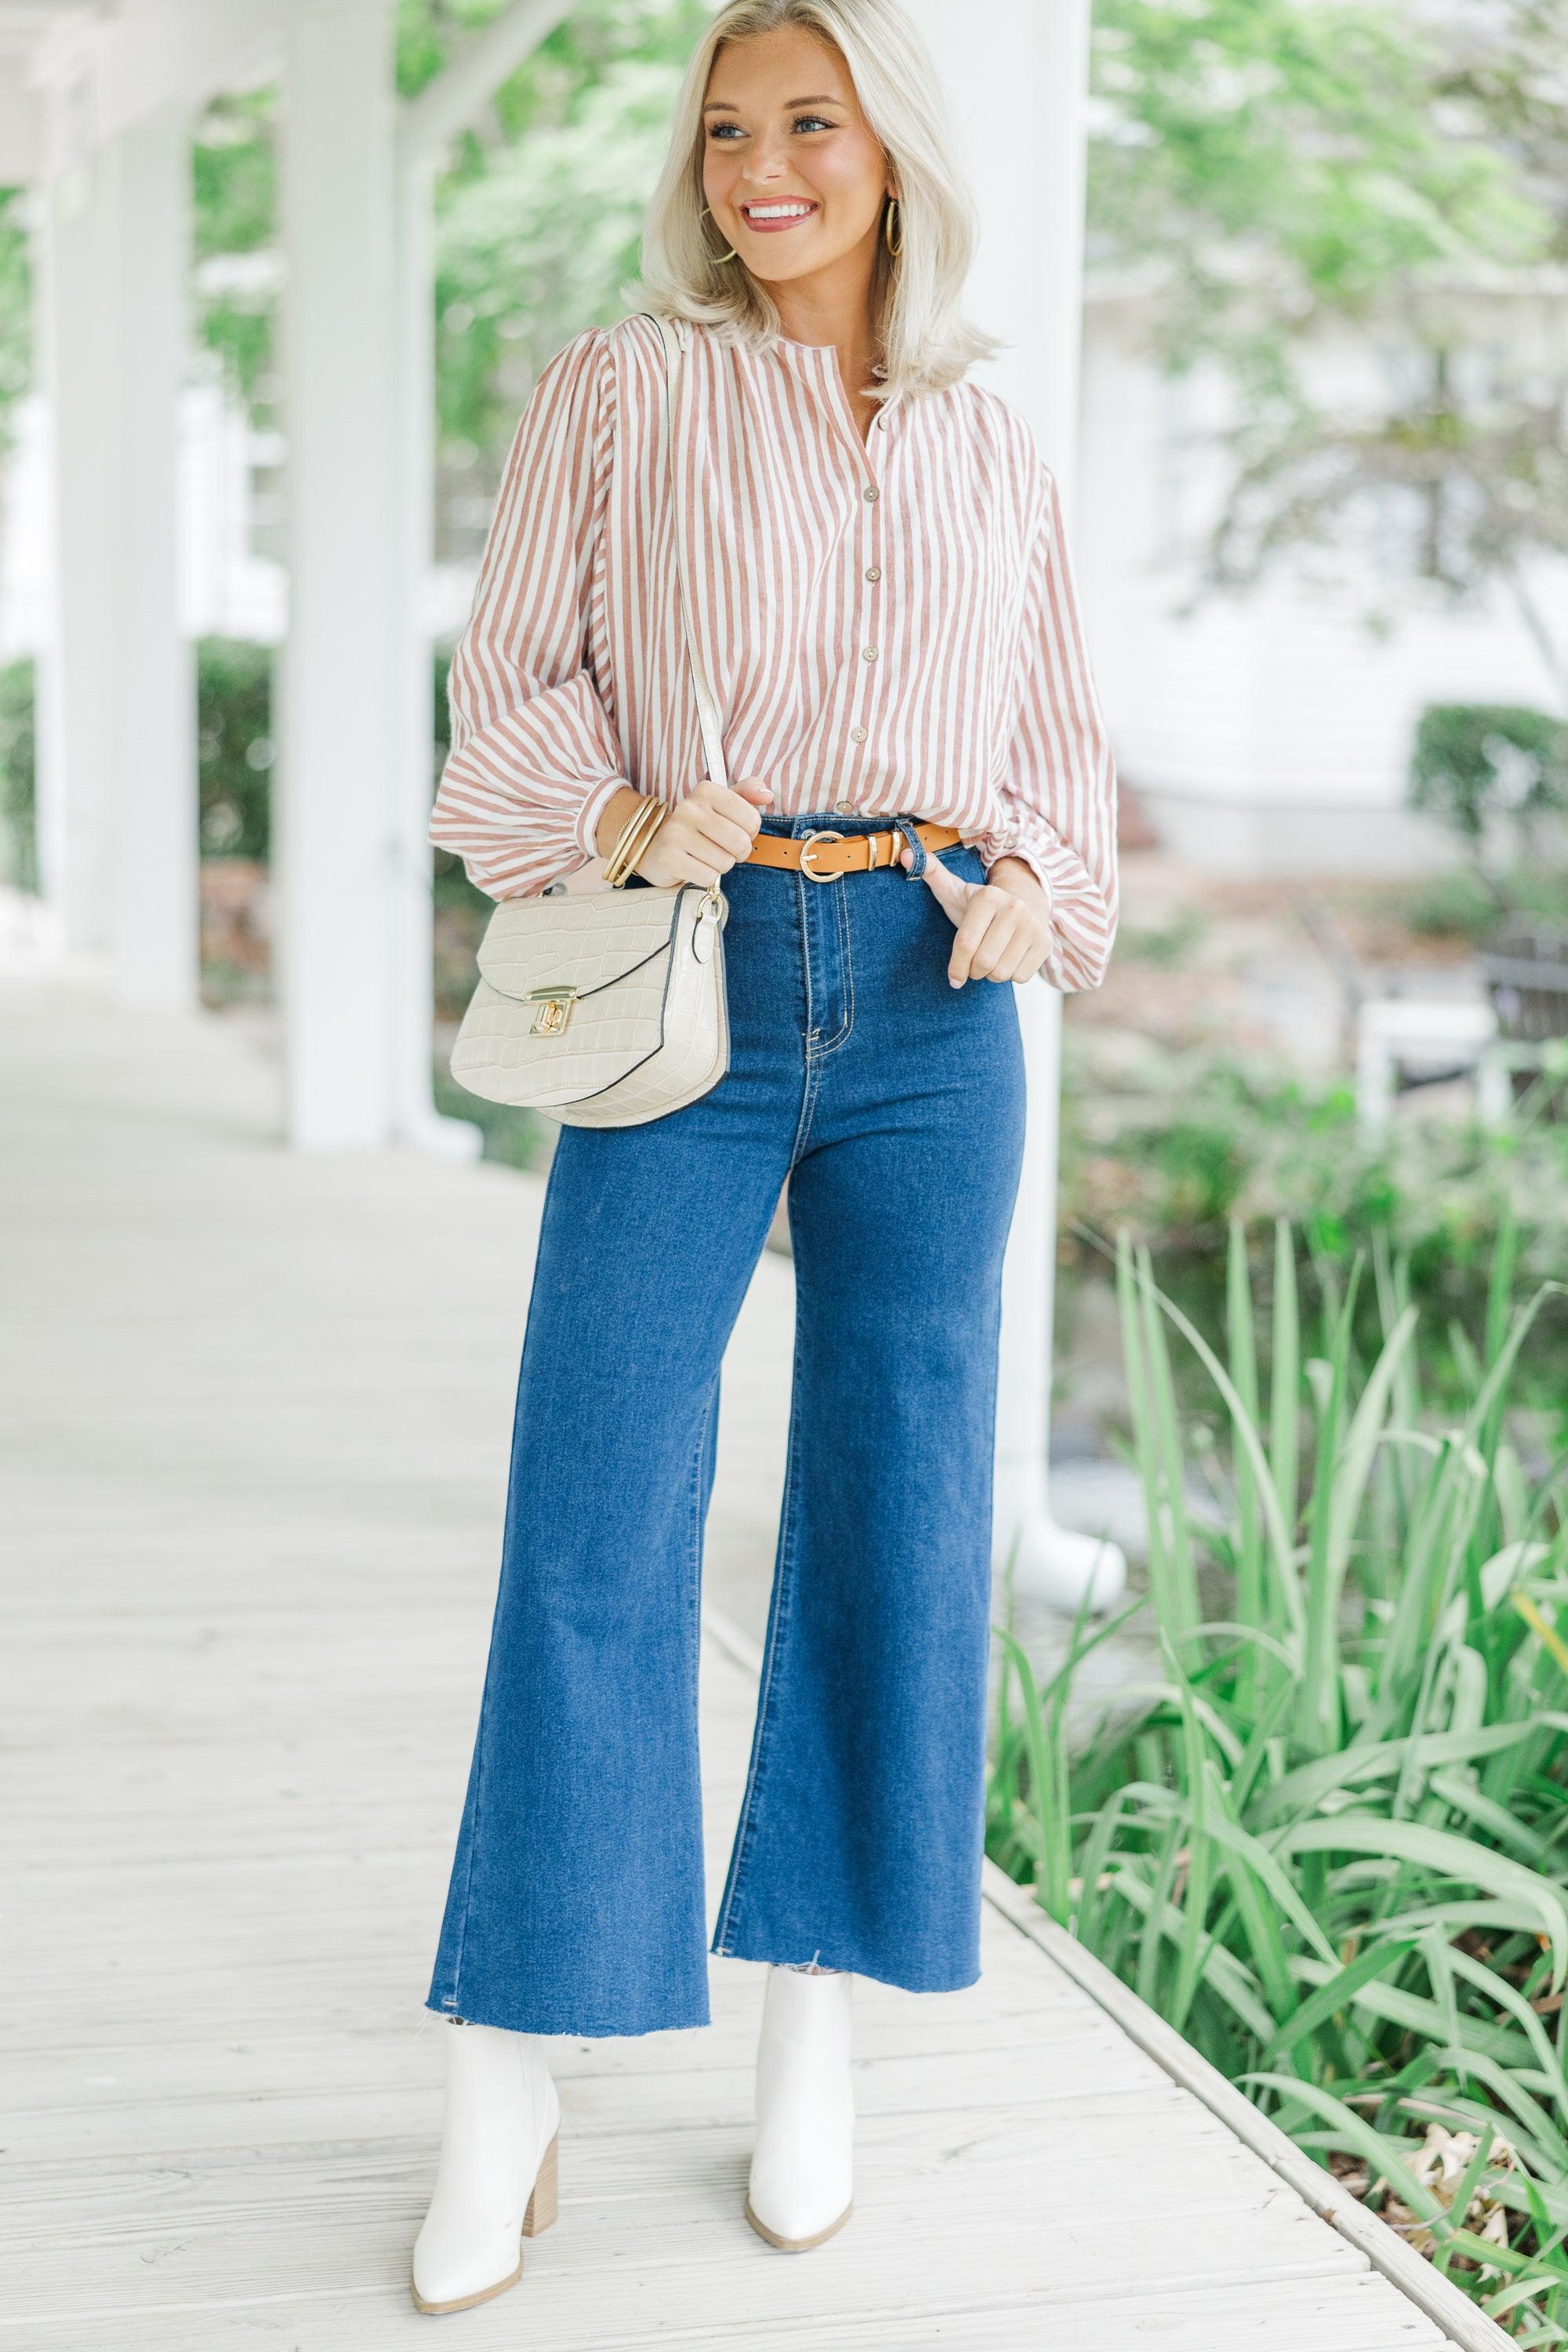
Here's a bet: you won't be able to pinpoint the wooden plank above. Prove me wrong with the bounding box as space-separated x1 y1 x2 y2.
2 1989 1148 2115
7 2156 1363 2337
0 2278 1443 2352
987 1877 1514 2352
1 2042 1172 2164
4 2093 1260 2224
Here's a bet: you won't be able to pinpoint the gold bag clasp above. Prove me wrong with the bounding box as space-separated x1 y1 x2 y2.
525 985 577 1036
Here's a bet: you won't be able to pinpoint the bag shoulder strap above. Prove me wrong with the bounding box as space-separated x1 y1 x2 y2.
643 310 730 794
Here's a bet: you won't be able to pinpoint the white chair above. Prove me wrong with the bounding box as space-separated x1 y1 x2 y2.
1356 996 1500 1138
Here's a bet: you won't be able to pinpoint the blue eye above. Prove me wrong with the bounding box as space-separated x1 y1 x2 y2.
705 114 837 140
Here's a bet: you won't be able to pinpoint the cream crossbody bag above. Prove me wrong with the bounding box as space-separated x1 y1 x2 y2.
448 312 732 1127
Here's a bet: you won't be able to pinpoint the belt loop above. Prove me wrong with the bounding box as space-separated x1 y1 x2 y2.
891 815 927 880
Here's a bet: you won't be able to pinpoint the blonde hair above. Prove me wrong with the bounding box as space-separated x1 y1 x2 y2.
630 0 1002 401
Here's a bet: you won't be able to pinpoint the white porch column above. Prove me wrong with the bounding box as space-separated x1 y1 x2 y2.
391 149 447 1147
392 0 569 1155
389 151 477 1155
111 105 198 1009
35 78 118 966
278 0 401 1148
909 0 1125 1610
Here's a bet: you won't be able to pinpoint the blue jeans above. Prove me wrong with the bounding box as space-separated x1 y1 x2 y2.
426 810 1027 2035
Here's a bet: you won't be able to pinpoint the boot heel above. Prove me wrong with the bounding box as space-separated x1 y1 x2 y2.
522 2131 558 2236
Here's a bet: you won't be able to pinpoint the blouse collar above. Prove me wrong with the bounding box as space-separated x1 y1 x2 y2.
766 329 903 425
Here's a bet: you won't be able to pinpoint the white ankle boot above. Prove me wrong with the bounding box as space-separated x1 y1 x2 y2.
744 1966 855 2251
411 2017 561 2314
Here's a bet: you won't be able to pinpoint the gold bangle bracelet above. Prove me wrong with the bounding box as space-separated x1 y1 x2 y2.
622 801 669 879
603 803 648 885
608 806 662 887
606 804 662 884
604 797 662 886
610 797 662 881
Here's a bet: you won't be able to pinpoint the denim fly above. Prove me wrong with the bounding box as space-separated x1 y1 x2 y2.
426 809 1028 2036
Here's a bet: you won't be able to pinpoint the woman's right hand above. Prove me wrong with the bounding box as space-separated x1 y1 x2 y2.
597 778 772 887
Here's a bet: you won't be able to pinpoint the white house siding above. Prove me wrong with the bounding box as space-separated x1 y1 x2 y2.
178 384 287 645
1075 296 1568 873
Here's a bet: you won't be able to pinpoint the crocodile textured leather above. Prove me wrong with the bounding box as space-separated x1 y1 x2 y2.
450 882 729 1123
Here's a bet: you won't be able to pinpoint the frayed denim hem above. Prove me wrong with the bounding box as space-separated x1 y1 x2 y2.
424 1989 713 2038
711 1933 982 1999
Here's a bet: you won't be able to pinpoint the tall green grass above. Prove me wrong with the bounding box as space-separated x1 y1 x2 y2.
989 1218 1568 2340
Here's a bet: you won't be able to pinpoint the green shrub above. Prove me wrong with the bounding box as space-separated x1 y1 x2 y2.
1402 866 1568 943
0 641 286 869
197 637 274 858
2 634 506 1022
992 1220 1568 2336
1409 703 1568 873
197 639 459 869
0 643 281 883
1059 1035 1568 1438
0 639 460 879
0 655 35 890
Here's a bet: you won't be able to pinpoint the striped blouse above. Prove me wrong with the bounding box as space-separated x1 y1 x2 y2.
429 310 1118 993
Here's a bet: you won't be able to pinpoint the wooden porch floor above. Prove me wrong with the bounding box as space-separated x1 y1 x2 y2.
2 979 1489 2347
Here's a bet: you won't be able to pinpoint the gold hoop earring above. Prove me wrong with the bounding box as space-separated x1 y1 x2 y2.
699 203 739 266
883 194 902 258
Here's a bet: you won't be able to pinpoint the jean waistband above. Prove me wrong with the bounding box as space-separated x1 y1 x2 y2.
755 808 926 839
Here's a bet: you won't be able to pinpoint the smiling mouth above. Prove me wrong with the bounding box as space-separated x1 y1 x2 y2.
739 199 819 230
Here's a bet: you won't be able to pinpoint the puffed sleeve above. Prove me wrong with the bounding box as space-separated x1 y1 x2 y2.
428 324 628 898
972 469 1120 993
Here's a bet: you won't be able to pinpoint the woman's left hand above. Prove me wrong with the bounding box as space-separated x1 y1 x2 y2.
901 846 1054 986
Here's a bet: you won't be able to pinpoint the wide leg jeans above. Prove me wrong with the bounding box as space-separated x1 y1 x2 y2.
426 811 1028 2036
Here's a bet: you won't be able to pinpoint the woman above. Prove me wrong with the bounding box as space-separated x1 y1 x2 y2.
412 0 1117 2312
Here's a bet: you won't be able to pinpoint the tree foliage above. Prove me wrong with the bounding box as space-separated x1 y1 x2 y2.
183 0 710 550
1090 0 1568 684
192 91 280 419
1410 702 1568 864
0 188 29 419
1090 0 1542 387
421 0 710 548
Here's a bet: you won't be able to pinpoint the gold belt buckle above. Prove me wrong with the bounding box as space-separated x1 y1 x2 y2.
797 828 846 883
525 985 577 1036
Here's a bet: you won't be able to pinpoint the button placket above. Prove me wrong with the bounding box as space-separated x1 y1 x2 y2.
769 343 898 828
842 398 892 797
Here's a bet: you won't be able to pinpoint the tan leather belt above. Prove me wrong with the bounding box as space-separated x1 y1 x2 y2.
742 820 962 882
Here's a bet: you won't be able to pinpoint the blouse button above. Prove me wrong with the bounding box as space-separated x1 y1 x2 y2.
862 485 880 502
851 727 867 743
862 644 878 662
865 566 881 583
